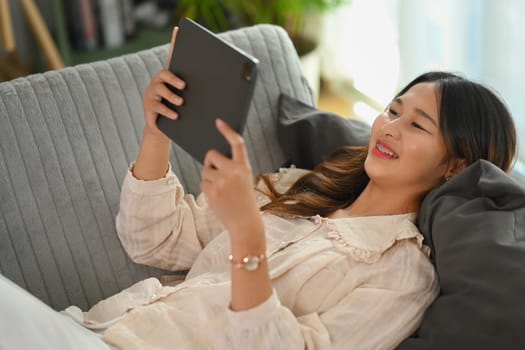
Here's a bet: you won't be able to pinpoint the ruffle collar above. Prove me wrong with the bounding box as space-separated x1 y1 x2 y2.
322 213 426 263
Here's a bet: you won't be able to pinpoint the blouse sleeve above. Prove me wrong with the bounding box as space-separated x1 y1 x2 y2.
115 164 224 271
115 165 308 272
225 240 439 349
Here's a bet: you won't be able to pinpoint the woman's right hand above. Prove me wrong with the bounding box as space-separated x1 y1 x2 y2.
133 27 185 180
142 27 186 137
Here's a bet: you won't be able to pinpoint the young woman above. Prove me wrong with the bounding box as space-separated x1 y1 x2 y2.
0 28 516 350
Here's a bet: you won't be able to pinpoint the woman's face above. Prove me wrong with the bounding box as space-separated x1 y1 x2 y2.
365 82 452 197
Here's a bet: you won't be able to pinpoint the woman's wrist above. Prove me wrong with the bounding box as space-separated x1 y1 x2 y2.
142 125 171 144
228 217 266 250
133 127 172 180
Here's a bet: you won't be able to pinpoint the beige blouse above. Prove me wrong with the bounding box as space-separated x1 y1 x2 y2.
80 166 438 350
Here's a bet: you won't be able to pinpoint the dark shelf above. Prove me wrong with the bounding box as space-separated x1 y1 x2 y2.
65 26 173 66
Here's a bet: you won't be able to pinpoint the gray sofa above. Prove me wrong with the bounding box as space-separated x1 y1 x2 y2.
0 24 313 312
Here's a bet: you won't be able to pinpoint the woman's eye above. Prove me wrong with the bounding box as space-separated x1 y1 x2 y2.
388 108 399 117
411 122 427 131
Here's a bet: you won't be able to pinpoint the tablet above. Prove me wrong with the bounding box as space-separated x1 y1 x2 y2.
157 17 259 163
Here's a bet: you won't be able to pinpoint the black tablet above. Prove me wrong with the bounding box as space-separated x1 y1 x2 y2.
157 17 259 163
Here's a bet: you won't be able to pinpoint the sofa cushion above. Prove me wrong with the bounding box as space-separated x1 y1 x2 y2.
277 93 370 169
397 160 525 349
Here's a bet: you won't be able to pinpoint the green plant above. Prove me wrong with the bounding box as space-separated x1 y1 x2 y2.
176 0 349 50
175 0 231 33
225 0 348 41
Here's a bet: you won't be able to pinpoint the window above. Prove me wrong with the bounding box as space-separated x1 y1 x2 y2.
321 0 525 177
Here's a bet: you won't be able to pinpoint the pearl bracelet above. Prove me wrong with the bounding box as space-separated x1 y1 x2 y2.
228 254 266 271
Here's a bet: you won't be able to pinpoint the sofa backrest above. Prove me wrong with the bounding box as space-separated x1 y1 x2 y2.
0 24 313 310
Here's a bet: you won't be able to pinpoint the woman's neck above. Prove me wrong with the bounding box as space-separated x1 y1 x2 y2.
330 182 420 218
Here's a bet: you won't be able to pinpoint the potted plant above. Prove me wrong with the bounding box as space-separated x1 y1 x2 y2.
176 0 349 100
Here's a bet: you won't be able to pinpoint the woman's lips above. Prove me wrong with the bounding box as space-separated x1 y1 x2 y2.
372 141 399 159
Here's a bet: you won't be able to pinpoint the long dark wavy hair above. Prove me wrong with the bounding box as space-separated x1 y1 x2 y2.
257 71 517 217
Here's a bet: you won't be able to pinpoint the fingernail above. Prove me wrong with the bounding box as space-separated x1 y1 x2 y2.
172 112 178 120
177 81 185 89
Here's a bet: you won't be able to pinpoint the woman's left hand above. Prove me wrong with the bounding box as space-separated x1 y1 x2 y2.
203 120 271 312
200 119 263 238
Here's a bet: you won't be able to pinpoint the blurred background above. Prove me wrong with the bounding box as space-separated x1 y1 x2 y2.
1 0 523 177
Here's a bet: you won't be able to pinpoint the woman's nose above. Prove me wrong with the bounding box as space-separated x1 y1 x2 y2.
382 118 401 139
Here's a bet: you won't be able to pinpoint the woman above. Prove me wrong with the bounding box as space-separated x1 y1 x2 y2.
0 27 517 350
91 28 515 349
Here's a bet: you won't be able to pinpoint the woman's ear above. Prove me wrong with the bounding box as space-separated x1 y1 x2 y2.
444 158 467 181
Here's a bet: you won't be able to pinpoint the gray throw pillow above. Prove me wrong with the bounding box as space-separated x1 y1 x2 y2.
397 160 525 350
277 94 370 169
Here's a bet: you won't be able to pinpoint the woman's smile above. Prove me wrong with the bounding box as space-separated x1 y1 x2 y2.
372 141 399 159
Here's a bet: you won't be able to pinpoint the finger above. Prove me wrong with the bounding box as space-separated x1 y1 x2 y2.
166 26 178 68
215 119 248 163
144 90 178 120
158 69 186 90
201 160 219 182
155 83 183 107
152 101 179 120
203 149 230 171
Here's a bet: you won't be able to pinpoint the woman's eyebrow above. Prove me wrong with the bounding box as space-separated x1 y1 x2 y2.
393 97 438 127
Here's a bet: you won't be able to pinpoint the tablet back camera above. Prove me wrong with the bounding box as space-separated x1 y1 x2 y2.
242 62 254 81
